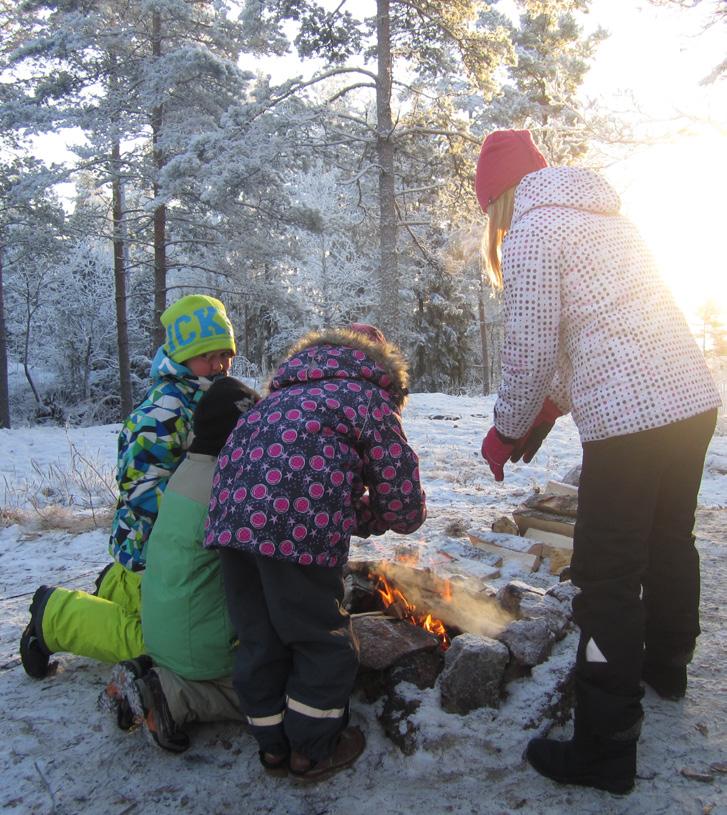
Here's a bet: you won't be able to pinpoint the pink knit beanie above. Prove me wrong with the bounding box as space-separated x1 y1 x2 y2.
349 323 386 345
474 129 548 213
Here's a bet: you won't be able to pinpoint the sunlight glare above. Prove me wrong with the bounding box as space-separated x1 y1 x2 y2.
610 135 727 325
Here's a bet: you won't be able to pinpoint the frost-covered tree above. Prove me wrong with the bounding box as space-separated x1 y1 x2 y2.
44 238 121 422
0 156 66 426
286 162 376 329
4 0 258 348
648 0 726 83
475 1 606 162
241 0 517 339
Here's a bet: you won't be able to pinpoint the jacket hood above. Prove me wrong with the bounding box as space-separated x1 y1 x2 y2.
269 327 410 409
150 346 212 391
512 167 621 225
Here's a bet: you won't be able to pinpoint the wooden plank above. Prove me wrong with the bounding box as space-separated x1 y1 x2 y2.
512 508 575 538
467 530 536 553
468 533 542 573
544 480 578 497
523 528 573 550
522 492 578 518
523 529 573 575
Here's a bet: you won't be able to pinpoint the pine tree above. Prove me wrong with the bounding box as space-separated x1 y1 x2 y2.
241 0 516 339
0 155 66 426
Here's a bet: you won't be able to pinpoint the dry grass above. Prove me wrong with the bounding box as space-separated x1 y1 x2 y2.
2 437 116 531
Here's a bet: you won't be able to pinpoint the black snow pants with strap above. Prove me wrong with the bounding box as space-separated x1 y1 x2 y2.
219 548 359 761
570 408 717 735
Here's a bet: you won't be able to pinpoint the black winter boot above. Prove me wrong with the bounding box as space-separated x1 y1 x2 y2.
19 586 55 679
525 678 643 794
525 721 639 794
642 660 687 700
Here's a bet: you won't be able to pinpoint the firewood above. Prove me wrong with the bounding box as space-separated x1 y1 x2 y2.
523 529 573 575
352 615 439 671
512 507 575 538
468 532 542 572
522 492 578 518
544 480 578 497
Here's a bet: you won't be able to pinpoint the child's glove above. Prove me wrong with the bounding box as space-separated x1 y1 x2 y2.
510 398 562 463
481 426 517 482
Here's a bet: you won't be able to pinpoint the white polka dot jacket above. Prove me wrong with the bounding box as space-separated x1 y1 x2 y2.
495 166 722 443
204 328 427 566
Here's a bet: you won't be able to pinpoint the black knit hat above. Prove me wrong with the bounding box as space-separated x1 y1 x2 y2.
190 376 260 455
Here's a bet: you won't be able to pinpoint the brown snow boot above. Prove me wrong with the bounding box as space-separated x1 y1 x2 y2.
289 726 365 782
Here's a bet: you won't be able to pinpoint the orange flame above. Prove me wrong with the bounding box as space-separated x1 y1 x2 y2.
371 573 450 650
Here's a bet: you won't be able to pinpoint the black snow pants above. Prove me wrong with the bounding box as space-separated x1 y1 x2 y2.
219 548 359 761
570 408 717 735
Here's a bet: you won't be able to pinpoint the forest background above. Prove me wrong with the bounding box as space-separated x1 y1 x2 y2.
1 0 725 428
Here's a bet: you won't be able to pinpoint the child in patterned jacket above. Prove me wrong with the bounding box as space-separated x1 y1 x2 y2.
205 323 427 781
20 294 236 679
475 129 721 795
101 376 260 754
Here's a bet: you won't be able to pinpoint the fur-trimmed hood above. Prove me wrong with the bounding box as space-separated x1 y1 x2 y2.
269 327 410 409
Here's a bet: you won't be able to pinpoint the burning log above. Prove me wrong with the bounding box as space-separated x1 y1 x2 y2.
345 559 514 642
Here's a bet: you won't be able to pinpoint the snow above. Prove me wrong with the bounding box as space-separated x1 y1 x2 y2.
1 393 725 814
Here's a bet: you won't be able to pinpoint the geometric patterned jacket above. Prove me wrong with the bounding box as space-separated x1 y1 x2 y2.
109 348 209 571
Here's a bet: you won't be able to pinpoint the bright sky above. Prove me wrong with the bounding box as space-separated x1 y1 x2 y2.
577 0 727 324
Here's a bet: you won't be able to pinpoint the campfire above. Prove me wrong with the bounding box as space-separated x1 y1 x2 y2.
343 557 576 754
370 572 451 650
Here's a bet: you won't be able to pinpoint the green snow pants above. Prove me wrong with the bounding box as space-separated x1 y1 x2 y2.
40 562 145 663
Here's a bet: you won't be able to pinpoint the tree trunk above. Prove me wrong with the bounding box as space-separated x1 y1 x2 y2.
83 335 92 401
151 9 167 351
320 231 331 324
478 272 491 395
22 301 41 405
0 247 10 427
375 0 399 338
112 139 133 419
243 301 250 361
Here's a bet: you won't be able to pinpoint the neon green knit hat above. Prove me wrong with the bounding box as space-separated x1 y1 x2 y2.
161 294 236 363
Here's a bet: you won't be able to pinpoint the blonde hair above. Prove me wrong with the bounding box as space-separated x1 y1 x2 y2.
482 186 516 289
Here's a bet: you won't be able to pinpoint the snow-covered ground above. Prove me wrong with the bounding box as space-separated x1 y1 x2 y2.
1 392 725 814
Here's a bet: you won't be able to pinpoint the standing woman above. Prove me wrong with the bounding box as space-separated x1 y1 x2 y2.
475 130 721 794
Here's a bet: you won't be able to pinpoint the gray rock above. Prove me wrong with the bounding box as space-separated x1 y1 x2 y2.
518 593 571 639
498 617 554 668
496 580 545 615
439 634 509 713
545 579 580 609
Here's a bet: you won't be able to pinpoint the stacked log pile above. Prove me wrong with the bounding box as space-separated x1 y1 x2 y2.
470 479 579 576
